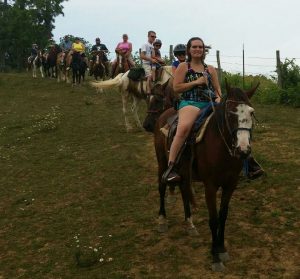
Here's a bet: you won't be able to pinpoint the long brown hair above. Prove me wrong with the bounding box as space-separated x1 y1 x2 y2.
186 37 206 63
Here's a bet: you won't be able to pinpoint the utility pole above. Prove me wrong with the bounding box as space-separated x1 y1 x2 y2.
242 43 245 89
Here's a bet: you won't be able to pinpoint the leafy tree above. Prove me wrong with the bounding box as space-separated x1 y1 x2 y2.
0 0 67 70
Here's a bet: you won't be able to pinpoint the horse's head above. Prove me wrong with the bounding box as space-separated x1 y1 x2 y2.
143 82 173 133
222 81 259 158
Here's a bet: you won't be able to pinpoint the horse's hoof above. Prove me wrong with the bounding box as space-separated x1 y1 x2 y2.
219 252 230 262
212 262 226 272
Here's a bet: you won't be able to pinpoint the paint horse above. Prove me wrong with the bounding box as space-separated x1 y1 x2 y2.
32 50 45 78
90 66 173 131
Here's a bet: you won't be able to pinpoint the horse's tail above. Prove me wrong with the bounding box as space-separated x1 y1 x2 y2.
90 73 124 90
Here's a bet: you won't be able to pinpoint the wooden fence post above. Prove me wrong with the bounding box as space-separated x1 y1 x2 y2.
169 45 174 63
276 50 283 88
139 48 142 65
216 50 222 83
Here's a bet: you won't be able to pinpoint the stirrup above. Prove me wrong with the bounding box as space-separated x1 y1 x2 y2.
161 163 181 184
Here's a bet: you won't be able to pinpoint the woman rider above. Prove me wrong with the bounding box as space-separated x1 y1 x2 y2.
162 37 222 183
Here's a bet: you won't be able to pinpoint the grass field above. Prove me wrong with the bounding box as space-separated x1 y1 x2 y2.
0 73 299 279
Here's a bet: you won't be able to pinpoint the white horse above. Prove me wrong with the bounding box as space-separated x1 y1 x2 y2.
32 51 44 78
90 66 173 131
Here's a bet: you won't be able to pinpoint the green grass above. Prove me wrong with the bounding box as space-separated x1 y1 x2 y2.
0 73 299 279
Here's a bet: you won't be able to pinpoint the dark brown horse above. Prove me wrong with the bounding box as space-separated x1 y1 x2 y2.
45 44 61 78
111 52 131 78
91 50 106 80
148 82 259 271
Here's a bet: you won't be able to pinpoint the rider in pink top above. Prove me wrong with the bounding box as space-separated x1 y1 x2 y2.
116 41 130 53
111 34 135 74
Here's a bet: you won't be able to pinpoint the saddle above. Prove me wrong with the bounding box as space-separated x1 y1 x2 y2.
128 67 146 81
160 104 215 150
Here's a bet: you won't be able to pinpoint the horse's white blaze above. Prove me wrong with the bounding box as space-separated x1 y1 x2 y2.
234 104 254 152
96 55 99 64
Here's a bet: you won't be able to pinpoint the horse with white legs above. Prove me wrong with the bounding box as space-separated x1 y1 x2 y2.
32 51 45 78
90 66 173 131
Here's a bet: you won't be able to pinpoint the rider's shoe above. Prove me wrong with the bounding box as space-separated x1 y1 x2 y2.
247 156 265 180
66 67 70 71
162 162 181 183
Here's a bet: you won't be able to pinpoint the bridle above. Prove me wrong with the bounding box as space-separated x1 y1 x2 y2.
146 93 167 114
211 96 255 157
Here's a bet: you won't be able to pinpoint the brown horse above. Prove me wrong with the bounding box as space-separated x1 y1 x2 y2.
91 50 106 80
150 82 259 271
111 52 131 78
56 51 71 83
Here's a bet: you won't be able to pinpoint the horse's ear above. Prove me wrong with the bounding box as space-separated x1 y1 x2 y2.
225 78 231 94
246 82 260 99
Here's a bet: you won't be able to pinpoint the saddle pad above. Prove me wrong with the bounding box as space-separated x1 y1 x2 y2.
160 112 214 143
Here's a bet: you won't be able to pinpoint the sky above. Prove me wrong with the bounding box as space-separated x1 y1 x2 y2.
52 0 300 76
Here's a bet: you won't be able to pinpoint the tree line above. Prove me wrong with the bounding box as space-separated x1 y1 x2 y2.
0 0 67 70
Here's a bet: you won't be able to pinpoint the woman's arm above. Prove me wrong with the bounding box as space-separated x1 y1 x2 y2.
208 65 222 102
173 62 207 94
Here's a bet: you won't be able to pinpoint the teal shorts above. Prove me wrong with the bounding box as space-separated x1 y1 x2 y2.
178 100 209 110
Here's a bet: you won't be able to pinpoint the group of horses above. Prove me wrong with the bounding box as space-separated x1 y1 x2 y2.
91 67 260 272
27 46 132 86
27 45 87 85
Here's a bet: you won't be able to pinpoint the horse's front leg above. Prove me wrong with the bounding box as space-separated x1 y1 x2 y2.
121 91 133 131
217 185 235 263
40 66 44 78
205 185 226 272
131 96 143 129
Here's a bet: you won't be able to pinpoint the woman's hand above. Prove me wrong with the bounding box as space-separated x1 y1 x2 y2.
194 75 207 86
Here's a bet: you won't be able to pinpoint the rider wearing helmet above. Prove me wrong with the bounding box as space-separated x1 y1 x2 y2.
151 38 165 82
172 44 186 75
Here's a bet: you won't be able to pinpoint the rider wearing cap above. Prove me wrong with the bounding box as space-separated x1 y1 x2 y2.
89 37 109 76
60 35 72 66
